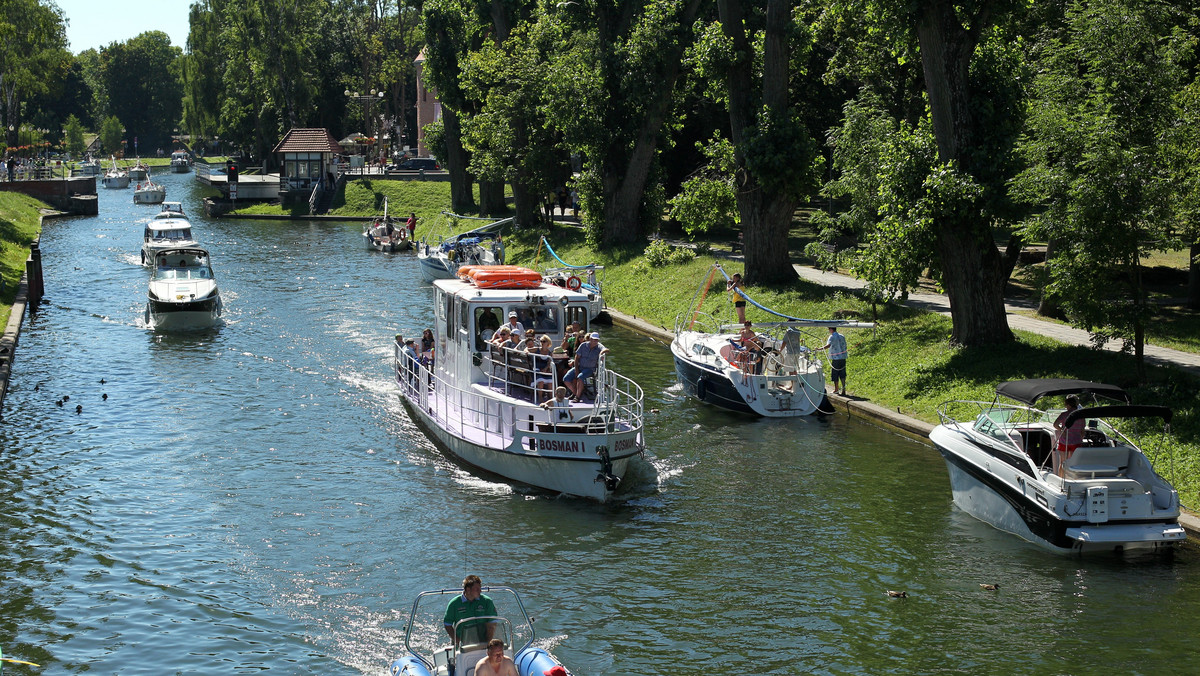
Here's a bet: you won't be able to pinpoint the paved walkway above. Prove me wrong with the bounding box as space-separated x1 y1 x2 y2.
791 264 1200 377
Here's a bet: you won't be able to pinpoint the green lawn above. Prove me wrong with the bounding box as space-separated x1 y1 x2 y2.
0 192 47 326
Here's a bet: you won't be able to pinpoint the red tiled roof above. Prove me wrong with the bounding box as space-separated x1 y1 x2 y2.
272 128 344 155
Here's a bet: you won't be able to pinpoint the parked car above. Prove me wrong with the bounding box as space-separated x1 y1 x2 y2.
398 158 440 171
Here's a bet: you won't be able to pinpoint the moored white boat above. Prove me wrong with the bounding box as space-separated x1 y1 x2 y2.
671 263 871 417
388 586 570 676
132 178 166 204
417 216 508 282
929 379 1185 554
538 235 605 320
363 197 411 251
74 158 101 176
395 265 644 501
128 160 150 181
141 202 198 265
145 247 222 329
170 150 191 172
100 156 130 189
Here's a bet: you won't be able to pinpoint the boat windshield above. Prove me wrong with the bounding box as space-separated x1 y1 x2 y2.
403 587 535 660
152 229 193 241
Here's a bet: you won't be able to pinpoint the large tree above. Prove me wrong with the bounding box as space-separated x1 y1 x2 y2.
0 0 70 148
101 31 183 154
1013 0 1187 377
545 0 703 245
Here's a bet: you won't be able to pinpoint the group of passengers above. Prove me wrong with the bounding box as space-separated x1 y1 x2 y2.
486 318 608 404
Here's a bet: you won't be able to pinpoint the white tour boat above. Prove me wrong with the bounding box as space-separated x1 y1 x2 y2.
538 235 605 320
417 216 508 282
132 178 167 204
100 156 130 189
671 264 872 416
394 264 644 501
145 247 222 329
929 379 1185 554
141 202 198 265
388 586 570 676
169 150 191 172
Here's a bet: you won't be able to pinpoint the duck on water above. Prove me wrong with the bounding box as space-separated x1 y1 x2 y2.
394 264 644 502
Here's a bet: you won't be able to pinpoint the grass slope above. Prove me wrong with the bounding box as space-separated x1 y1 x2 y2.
0 192 46 326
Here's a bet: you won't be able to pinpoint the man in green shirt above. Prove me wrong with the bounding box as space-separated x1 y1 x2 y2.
444 575 497 645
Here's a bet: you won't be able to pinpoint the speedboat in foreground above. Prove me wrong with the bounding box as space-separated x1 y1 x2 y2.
101 156 130 189
145 247 222 329
170 149 191 172
133 179 166 204
388 586 569 676
395 264 644 501
929 379 1184 554
417 216 508 282
538 235 605 320
141 202 197 264
671 263 872 417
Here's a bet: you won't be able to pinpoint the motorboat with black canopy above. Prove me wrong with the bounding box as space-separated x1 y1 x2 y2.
671 263 873 417
388 586 570 676
929 379 1184 554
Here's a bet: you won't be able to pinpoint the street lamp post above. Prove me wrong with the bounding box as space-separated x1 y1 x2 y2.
345 88 385 165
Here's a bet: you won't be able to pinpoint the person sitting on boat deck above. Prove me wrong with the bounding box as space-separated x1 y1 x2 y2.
541 386 573 421
519 329 539 352
560 322 582 358
531 335 557 402
727 273 747 324
444 575 497 645
737 321 764 374
474 638 518 676
490 327 512 346
1053 394 1086 475
505 311 525 337
564 332 608 402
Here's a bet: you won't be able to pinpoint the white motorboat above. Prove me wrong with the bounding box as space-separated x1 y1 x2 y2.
363 197 411 251
128 160 150 181
169 150 191 172
140 202 198 265
74 158 101 176
394 265 644 501
388 586 571 676
100 156 130 189
145 247 222 329
671 263 871 417
417 216 508 282
929 379 1185 554
538 235 605 320
132 179 166 204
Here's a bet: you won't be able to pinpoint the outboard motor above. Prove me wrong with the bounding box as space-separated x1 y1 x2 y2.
595 446 620 492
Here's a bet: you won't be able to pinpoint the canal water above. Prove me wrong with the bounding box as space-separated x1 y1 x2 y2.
2 171 1199 674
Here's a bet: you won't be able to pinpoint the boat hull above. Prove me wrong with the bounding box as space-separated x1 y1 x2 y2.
400 393 637 502
390 646 562 676
102 175 130 189
170 161 190 173
146 295 222 329
671 334 827 417
418 249 454 282
930 424 1185 554
133 188 166 204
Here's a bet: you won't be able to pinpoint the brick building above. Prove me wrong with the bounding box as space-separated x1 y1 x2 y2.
413 49 442 158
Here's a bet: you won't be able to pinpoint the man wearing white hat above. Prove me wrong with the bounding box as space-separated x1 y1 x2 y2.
564 331 608 401
505 311 525 337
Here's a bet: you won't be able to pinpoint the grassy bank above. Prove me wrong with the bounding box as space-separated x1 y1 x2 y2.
500 222 1200 507
0 192 47 325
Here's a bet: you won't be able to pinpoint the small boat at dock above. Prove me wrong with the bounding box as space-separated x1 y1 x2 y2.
394 264 644 501
537 235 606 320
417 215 507 282
671 263 872 417
363 197 411 251
388 586 570 676
929 379 1185 554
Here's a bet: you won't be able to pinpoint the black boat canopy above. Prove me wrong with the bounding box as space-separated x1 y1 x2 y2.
995 379 1131 405
1064 405 1172 427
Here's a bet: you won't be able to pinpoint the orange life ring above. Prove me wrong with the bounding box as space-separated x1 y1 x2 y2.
566 275 582 291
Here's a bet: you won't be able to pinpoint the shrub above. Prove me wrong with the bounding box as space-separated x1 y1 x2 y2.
644 239 673 267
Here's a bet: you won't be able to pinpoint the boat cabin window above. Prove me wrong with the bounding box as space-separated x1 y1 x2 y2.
443 293 457 337
565 306 588 333
512 308 537 332
474 307 503 351
529 307 559 332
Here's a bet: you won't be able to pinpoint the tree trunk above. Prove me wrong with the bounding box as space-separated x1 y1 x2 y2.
1188 241 1200 310
478 180 505 217
511 178 539 230
442 106 475 213
915 0 1012 346
717 0 798 285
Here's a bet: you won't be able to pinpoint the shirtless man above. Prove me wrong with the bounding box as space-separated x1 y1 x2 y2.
474 639 518 676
